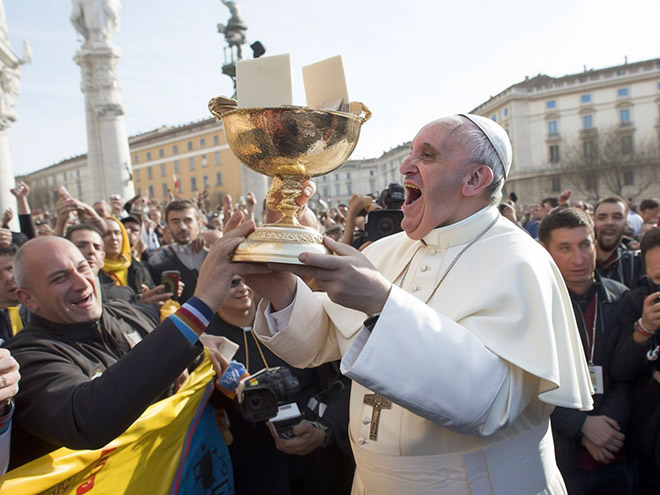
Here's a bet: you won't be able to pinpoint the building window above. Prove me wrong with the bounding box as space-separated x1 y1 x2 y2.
583 140 597 159
173 144 178 154
503 108 509 117
213 135 219 146
586 173 597 191
581 94 591 103
147 166 153 179
347 182 352 195
200 138 206 148
346 172 351 179
621 135 634 154
491 114 497 122
551 177 561 193
369 170 374 176
369 178 376 192
549 145 560 163
146 151 152 161
137 187 142 196
335 183 340 196
620 109 631 126
582 115 593 129
548 120 558 135
134 169 140 181
187 141 193 151
133 154 139 164
623 169 634 186
546 100 556 109
189 157 195 170
323 186 330 198
203 175 209 189
158 149 164 158
618 87 629 97
190 177 197 191
214 151 221 165
657 82 660 90
173 160 179 173
201 154 208 167
148 185 154 197
216 172 223 186
162 183 168 197
159 163 165 177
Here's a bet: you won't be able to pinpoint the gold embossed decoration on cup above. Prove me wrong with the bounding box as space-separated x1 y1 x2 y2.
209 96 371 264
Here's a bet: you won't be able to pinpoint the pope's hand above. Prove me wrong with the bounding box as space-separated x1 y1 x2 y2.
269 236 391 316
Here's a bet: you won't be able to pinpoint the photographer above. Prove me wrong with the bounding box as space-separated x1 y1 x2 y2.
611 227 660 493
340 194 377 249
206 276 354 495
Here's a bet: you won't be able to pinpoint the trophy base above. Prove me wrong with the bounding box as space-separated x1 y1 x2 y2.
232 224 329 264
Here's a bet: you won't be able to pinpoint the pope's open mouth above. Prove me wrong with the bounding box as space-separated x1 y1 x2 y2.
404 184 421 207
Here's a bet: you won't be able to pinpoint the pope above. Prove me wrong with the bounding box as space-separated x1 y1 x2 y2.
243 114 594 494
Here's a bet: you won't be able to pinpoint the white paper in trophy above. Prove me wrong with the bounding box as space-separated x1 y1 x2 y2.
302 55 349 110
236 54 293 108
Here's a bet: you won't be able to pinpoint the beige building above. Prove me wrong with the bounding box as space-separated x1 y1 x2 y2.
471 57 660 206
319 143 409 206
20 117 245 213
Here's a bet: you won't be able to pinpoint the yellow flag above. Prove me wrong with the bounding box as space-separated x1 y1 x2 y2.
0 352 233 495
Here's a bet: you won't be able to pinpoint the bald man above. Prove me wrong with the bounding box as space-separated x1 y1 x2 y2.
5 221 267 469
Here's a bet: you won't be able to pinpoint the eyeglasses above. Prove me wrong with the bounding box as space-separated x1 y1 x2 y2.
230 278 243 288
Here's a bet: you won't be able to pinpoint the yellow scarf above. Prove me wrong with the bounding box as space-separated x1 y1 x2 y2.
1 305 23 335
102 217 132 286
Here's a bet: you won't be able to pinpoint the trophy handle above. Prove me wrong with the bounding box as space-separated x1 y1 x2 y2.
208 96 239 119
349 101 372 124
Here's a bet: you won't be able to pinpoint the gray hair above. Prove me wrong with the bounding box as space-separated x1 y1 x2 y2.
455 120 505 204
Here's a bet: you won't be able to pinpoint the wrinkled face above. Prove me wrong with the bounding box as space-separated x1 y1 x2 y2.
123 221 141 248
69 229 105 276
0 255 18 306
167 208 200 245
18 239 101 323
103 219 123 259
221 276 253 313
645 247 660 285
594 201 627 252
109 195 123 211
399 118 474 240
543 226 596 292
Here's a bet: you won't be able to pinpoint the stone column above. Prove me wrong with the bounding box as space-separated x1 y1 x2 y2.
71 0 133 203
0 0 30 229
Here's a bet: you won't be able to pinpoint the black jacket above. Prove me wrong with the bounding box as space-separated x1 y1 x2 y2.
99 257 155 296
4 300 202 469
206 314 354 495
596 244 643 290
551 276 631 470
150 249 201 303
611 276 660 467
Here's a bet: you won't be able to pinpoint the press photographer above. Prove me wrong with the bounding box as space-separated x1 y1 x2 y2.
366 182 405 242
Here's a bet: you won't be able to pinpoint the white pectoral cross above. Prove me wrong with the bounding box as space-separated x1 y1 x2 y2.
363 393 392 441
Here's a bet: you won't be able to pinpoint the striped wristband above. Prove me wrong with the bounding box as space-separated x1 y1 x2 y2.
169 296 213 344
635 318 654 338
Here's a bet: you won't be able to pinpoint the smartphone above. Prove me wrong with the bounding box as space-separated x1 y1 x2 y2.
161 270 180 300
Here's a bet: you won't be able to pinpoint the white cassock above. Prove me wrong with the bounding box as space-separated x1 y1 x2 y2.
254 205 593 495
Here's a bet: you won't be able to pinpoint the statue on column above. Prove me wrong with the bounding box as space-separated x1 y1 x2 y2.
217 0 247 61
71 0 121 47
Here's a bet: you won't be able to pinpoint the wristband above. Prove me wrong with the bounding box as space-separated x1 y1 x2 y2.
636 319 654 338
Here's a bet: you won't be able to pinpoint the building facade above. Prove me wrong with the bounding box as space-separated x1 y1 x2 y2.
19 117 246 213
471 57 660 206
318 142 409 206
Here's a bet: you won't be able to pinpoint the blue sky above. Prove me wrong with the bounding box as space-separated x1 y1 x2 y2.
4 0 660 176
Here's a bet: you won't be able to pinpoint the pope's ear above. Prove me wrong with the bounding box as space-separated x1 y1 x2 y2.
15 288 37 312
462 165 494 197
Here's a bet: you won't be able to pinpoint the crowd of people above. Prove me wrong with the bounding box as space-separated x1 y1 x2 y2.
0 112 659 494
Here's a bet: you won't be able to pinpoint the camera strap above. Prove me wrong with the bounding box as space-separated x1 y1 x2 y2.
306 379 345 419
243 327 270 373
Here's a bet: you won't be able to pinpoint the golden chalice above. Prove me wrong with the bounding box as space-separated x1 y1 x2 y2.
209 96 371 263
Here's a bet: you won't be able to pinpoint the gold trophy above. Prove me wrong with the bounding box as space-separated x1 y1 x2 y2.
209 96 371 263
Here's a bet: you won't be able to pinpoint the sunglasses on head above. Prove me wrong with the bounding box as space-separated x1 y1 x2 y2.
230 278 243 288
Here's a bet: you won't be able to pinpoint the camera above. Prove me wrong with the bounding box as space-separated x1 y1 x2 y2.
237 367 300 423
366 183 405 242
